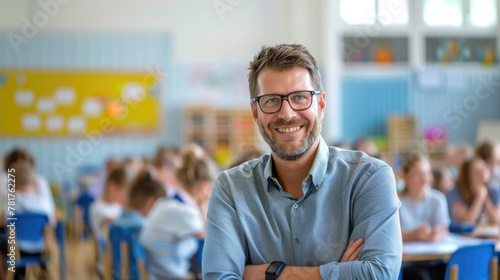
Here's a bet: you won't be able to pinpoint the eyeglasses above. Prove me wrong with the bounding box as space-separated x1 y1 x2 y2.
252 90 320 114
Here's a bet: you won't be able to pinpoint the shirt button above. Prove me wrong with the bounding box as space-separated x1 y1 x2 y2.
295 238 299 244
293 204 299 209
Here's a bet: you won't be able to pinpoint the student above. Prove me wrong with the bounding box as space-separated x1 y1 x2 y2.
0 148 56 221
399 153 450 242
112 168 166 228
400 153 450 280
447 157 500 225
152 145 187 201
446 142 474 179
202 44 402 279
140 143 219 280
89 166 131 275
110 168 166 280
431 164 455 195
476 140 500 188
5 160 56 280
87 157 122 199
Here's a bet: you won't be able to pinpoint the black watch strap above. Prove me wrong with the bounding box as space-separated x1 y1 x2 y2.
265 261 286 280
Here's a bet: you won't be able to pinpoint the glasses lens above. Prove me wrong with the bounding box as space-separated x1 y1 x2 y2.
288 91 313 110
259 94 282 113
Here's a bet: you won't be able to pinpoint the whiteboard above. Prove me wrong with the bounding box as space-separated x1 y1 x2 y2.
477 121 500 142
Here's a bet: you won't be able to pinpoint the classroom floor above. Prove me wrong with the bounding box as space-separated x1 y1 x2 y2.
65 237 101 280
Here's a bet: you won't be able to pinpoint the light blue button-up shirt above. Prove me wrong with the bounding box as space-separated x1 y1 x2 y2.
203 136 402 279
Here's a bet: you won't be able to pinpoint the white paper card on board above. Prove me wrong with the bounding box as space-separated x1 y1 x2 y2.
22 114 40 130
54 87 76 105
46 115 64 131
37 97 56 113
15 90 34 107
68 116 86 133
122 82 146 103
82 98 103 117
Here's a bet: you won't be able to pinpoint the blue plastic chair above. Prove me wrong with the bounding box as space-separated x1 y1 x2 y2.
75 191 95 239
107 223 147 280
5 212 58 280
444 242 497 280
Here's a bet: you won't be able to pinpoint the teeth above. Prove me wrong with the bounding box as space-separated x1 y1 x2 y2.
277 126 300 133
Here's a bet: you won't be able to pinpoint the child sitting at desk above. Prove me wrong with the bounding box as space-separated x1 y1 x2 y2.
447 157 500 226
400 153 450 242
7 160 56 280
89 166 132 276
399 153 450 280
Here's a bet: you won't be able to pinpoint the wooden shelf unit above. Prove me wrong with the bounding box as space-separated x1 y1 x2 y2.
184 106 258 167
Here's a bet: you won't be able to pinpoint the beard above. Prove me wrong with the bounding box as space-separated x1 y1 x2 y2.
258 115 322 161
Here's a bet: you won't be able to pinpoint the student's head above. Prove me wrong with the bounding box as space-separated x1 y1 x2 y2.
401 153 432 194
8 160 36 192
127 169 166 216
431 165 454 194
476 140 500 168
122 156 144 179
176 144 218 202
104 166 131 206
352 137 379 157
448 142 473 168
457 157 491 203
248 44 326 161
153 145 181 185
3 147 35 172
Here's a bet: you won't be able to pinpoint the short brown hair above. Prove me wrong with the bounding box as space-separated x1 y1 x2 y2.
105 167 130 189
8 160 35 188
4 148 35 172
127 169 166 211
248 44 323 99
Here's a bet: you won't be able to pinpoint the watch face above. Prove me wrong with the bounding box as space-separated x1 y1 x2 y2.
266 261 286 278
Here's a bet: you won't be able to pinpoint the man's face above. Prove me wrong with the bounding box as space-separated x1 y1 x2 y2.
251 66 326 161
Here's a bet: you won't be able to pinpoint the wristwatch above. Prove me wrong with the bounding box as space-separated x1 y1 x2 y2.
265 261 286 280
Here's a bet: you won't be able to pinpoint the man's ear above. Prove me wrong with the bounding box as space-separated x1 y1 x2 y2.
318 92 326 119
251 101 259 121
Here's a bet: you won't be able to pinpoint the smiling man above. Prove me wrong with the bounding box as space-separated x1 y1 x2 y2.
202 44 402 279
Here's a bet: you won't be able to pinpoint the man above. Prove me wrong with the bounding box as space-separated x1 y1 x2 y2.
203 44 402 279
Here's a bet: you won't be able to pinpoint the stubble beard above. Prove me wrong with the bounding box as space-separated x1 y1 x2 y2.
259 117 322 161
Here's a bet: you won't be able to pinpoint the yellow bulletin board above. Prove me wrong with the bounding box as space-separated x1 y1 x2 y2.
0 69 161 137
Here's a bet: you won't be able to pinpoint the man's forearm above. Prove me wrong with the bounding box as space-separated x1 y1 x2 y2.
244 264 321 280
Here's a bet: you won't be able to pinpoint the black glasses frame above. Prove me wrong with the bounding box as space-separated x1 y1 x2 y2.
252 90 321 114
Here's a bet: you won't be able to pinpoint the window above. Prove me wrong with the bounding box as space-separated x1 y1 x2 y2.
341 0 376 25
424 0 463 27
341 0 408 25
469 0 496 27
423 0 497 27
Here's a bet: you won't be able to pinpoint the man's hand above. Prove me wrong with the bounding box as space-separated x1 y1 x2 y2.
340 238 364 262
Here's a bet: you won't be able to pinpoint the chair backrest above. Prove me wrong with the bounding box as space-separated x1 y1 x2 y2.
76 192 95 224
444 242 496 280
15 212 49 242
108 223 145 280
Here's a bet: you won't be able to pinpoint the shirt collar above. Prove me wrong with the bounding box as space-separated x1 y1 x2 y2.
263 135 329 192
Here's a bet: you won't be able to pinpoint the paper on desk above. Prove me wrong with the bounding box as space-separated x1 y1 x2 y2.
403 234 485 255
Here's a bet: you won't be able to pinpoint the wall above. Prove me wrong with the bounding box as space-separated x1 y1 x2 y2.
0 0 326 184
